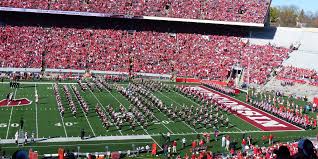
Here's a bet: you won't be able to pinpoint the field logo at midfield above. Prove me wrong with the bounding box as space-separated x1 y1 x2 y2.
188 86 302 131
0 98 32 107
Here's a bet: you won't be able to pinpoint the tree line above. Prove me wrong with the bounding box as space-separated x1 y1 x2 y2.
270 6 318 28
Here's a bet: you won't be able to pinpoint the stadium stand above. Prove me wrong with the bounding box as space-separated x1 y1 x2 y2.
249 27 318 71
0 0 270 23
0 25 291 84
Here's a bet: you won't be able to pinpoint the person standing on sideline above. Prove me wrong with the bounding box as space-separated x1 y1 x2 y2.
35 89 39 104
269 133 274 145
166 132 171 142
182 137 186 149
225 135 230 151
24 131 28 144
214 129 219 141
20 117 24 129
222 135 226 148
15 131 18 144
172 140 177 153
80 129 85 140
31 131 35 143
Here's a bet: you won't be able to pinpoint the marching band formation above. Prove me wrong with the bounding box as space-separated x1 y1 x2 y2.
62 85 77 117
52 78 315 133
248 91 317 129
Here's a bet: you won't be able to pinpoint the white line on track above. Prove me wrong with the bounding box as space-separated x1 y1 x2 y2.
53 84 68 137
6 88 17 139
69 85 96 136
35 84 39 138
103 88 163 150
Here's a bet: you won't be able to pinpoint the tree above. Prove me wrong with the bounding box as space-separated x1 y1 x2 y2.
277 5 299 27
270 7 280 23
298 9 305 23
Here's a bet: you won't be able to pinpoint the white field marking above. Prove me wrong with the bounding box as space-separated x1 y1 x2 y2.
157 91 199 133
52 84 68 137
2 141 152 148
198 86 302 131
0 82 78 85
6 88 17 139
69 85 96 136
35 84 39 138
112 86 174 134
101 88 163 136
87 87 123 136
172 90 243 132
150 129 306 136
173 90 198 105
103 88 163 150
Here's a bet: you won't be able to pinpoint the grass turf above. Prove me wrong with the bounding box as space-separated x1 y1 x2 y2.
0 81 316 157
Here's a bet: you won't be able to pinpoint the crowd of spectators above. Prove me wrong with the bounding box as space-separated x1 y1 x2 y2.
0 0 270 23
277 66 318 81
277 66 318 86
0 26 291 84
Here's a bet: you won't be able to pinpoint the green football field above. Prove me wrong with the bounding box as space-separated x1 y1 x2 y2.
0 81 316 157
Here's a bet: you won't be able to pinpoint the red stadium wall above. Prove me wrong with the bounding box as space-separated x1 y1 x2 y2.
175 77 201 83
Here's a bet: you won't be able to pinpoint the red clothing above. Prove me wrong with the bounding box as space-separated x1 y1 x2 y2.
173 141 177 146
269 134 273 140
207 152 213 159
242 139 246 146
192 141 197 148
199 140 205 146
151 143 157 155
262 135 267 141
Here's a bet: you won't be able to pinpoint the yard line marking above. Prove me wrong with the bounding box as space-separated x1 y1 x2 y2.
173 90 198 105
35 84 39 138
103 88 163 150
2 141 152 148
173 90 243 132
6 88 17 139
69 85 96 137
87 87 123 136
156 91 198 133
53 84 68 137
110 85 174 134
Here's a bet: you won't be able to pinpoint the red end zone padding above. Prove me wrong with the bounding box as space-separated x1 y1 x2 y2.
201 80 228 86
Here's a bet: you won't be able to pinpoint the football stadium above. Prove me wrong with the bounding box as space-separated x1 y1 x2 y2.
0 0 318 159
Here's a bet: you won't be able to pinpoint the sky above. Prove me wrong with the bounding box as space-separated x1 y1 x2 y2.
272 0 318 13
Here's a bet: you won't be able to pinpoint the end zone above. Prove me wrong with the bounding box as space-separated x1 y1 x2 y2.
189 86 303 131
0 98 32 107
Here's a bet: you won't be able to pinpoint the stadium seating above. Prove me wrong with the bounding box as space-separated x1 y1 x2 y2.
0 0 270 23
277 66 318 86
0 26 291 84
278 66 318 80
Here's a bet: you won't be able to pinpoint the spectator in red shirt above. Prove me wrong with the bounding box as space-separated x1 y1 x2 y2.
269 133 274 145
172 140 177 153
241 138 247 152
